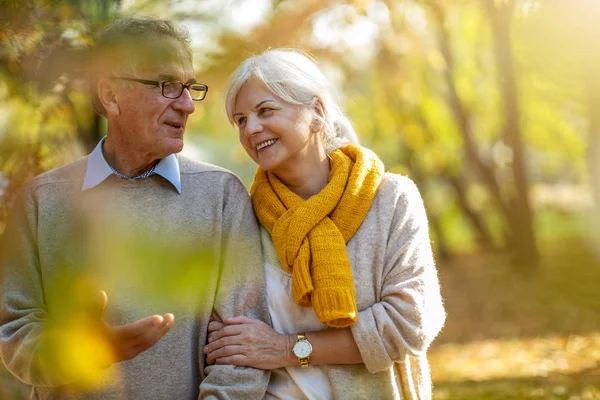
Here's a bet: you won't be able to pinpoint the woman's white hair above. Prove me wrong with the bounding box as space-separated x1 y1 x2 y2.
224 48 358 154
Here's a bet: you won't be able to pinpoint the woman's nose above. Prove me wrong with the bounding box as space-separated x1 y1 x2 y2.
245 115 263 136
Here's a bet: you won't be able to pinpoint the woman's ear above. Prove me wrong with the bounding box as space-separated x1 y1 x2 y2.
311 97 326 133
97 77 120 116
314 97 326 119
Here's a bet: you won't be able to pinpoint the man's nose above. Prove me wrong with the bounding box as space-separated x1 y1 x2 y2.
173 88 196 115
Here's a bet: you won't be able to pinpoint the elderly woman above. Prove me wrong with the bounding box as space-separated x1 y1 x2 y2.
204 48 445 399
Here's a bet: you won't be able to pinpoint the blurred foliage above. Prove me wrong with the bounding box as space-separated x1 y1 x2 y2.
1 0 597 257
0 0 119 229
1 0 600 398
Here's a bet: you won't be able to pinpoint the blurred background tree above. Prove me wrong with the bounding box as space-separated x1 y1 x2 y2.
1 0 599 398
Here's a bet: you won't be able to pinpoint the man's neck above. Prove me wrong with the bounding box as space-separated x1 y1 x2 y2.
102 137 159 178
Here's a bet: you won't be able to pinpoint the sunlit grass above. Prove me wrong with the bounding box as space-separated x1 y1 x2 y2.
431 333 600 383
431 236 600 399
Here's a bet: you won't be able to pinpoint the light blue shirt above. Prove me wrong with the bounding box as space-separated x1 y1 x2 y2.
82 137 182 194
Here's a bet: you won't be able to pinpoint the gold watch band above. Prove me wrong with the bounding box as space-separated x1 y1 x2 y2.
294 332 312 368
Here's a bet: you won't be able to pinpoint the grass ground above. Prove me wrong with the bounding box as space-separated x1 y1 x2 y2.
430 237 600 399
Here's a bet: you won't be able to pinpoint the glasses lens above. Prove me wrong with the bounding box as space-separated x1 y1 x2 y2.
162 81 183 99
189 84 207 101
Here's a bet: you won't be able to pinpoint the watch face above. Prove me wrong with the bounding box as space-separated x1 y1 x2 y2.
293 341 312 358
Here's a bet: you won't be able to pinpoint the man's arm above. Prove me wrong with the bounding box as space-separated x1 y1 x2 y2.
199 177 270 399
0 187 176 388
0 187 71 387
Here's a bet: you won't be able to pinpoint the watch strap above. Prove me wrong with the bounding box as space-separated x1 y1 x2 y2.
294 332 311 368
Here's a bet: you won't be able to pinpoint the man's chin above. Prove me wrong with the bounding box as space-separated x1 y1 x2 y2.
162 138 185 155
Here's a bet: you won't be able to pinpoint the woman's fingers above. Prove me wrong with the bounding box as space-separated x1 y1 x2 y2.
213 354 250 366
210 310 222 322
207 323 245 344
205 330 245 354
206 344 246 364
203 320 290 369
207 320 226 334
225 315 256 325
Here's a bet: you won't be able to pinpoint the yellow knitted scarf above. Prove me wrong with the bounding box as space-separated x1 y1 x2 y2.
250 144 384 327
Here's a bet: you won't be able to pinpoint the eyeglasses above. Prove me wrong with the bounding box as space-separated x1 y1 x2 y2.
111 77 208 101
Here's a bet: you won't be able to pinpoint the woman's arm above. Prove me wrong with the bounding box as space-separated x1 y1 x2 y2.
203 316 362 369
204 176 445 372
348 176 445 373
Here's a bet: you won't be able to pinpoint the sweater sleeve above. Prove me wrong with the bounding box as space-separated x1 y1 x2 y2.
0 187 72 387
350 176 446 373
199 177 270 399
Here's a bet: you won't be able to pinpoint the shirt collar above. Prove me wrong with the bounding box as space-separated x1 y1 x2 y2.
82 137 182 194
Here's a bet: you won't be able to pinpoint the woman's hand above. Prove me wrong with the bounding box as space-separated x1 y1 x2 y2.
203 315 293 369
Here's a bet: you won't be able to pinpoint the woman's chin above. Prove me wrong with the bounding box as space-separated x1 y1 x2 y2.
256 157 281 173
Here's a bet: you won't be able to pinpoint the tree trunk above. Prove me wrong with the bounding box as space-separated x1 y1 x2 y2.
429 3 508 218
409 163 452 262
445 173 495 250
485 0 539 266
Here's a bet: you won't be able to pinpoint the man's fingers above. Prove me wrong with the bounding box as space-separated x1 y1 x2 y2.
99 290 108 312
90 290 108 321
113 315 174 361
113 314 166 340
162 313 175 328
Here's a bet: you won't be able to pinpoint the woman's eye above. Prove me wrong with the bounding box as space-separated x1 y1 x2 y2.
237 117 246 126
259 108 274 115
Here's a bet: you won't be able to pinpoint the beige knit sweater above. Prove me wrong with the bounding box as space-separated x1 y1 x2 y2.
0 156 270 399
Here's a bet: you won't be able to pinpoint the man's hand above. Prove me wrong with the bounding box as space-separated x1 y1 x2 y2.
96 291 175 364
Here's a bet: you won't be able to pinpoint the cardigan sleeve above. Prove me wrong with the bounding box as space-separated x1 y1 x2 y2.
199 177 270 399
350 176 446 373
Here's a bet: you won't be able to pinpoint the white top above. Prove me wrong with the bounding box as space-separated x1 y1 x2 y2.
261 227 333 400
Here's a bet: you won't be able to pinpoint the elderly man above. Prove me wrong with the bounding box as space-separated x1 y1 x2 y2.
0 17 269 399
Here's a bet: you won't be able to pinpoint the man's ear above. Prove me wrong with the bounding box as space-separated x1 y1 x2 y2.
97 78 120 116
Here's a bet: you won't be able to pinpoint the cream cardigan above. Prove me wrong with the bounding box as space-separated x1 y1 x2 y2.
261 173 445 399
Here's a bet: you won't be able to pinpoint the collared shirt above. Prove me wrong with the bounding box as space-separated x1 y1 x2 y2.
82 137 182 194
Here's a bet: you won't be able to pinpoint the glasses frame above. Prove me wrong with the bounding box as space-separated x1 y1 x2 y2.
111 77 208 101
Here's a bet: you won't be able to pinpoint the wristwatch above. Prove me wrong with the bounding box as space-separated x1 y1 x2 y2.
292 332 313 368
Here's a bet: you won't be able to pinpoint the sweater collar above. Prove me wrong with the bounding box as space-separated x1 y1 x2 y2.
82 137 182 194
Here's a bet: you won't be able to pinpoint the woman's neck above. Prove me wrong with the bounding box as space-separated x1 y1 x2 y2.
277 155 330 200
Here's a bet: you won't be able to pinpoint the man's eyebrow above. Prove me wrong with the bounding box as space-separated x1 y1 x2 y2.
158 74 196 83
